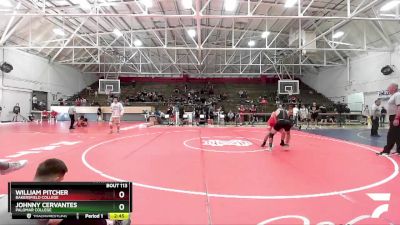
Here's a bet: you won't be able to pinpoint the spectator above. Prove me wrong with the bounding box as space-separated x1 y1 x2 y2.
238 105 246 125
32 95 38 110
293 104 299 126
371 99 381 137
362 105 370 125
319 105 327 124
38 101 46 110
97 107 102 121
75 98 81 106
227 110 235 123
238 90 244 98
310 102 319 128
12 103 20 122
299 104 309 129
381 106 387 127
81 98 87 106
28 114 35 122
58 98 64 106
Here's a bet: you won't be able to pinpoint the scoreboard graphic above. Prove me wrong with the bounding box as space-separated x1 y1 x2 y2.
8 182 132 220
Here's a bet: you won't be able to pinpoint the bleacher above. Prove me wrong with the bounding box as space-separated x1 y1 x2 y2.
66 79 334 114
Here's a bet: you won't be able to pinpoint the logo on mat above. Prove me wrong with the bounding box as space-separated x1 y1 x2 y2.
203 140 253 147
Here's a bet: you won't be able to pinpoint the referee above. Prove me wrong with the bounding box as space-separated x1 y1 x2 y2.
377 83 400 156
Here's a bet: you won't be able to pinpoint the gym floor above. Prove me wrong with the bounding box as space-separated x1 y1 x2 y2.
0 122 399 224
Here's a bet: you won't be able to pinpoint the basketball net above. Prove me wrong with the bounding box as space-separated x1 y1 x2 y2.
105 89 111 96
287 90 293 96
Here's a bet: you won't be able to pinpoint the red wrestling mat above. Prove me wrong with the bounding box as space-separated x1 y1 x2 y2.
0 122 399 224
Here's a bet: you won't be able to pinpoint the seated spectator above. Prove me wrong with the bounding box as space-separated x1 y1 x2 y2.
28 114 35 122
75 98 81 106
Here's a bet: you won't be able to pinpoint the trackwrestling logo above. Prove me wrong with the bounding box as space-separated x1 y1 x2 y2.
203 140 253 147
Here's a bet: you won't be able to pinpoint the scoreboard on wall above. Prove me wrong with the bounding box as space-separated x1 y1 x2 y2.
8 182 132 220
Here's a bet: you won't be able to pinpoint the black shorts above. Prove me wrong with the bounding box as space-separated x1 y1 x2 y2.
274 119 293 132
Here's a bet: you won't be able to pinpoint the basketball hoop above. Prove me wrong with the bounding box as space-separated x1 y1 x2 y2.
287 90 293 96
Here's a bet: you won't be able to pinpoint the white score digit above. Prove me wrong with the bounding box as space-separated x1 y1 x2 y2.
119 191 125 198
119 204 125 211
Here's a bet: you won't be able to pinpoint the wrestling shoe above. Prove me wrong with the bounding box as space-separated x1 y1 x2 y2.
1 160 28 175
261 141 266 147
376 152 389 156
268 143 273 152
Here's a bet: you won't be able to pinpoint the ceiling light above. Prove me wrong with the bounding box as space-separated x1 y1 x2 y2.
140 0 153 8
187 29 196 38
285 0 297 8
53 28 66 36
381 1 400 11
134 39 143 46
248 40 256 47
332 31 344 39
225 0 238 12
261 31 270 38
380 13 398 17
0 0 13 7
80 0 92 10
182 0 192 9
113 29 123 37
328 41 353 46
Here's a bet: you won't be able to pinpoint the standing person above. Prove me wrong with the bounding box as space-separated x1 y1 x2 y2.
12 103 20 122
68 105 76 129
110 97 124 133
81 97 87 106
377 83 400 156
238 105 246 125
250 104 257 126
97 106 102 122
362 105 370 125
261 109 285 150
263 106 293 151
371 99 381 137
292 104 299 127
381 106 387 127
310 102 319 129
32 95 38 110
298 104 309 130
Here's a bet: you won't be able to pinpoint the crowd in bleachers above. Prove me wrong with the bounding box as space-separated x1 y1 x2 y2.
62 81 337 122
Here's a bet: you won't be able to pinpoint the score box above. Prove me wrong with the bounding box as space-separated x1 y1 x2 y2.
8 182 132 220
